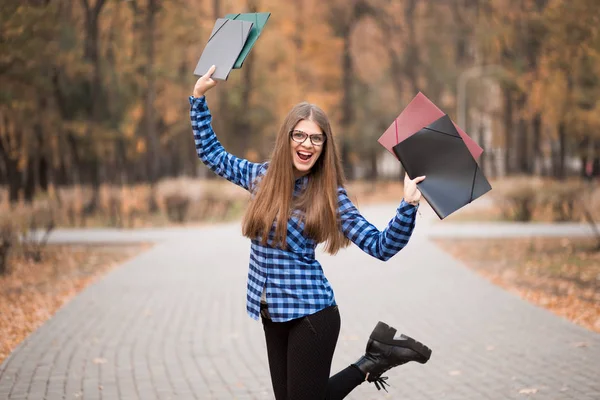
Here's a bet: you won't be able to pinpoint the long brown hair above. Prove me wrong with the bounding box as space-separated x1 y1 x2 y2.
242 102 350 254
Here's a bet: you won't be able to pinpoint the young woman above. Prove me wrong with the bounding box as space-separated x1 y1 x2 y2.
190 66 432 399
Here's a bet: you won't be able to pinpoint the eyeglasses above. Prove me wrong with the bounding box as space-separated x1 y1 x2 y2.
290 130 326 146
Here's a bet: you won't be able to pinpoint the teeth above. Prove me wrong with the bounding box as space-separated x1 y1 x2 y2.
298 151 312 156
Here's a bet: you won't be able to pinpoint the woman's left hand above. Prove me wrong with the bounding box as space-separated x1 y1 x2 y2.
404 173 425 205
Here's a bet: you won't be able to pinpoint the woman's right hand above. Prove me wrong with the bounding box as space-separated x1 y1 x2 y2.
193 65 218 98
404 173 425 205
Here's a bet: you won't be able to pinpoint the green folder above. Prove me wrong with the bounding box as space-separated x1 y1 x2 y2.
225 12 271 69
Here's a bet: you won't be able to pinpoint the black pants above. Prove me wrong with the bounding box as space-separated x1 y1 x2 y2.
261 304 365 399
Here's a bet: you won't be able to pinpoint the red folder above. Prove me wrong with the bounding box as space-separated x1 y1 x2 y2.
378 92 484 160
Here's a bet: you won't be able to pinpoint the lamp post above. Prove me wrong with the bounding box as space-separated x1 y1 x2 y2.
457 64 507 131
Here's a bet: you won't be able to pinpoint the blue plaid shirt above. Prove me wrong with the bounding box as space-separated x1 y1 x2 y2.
190 96 418 322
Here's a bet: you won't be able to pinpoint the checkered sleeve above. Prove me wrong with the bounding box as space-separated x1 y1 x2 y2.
189 95 264 191
338 187 418 261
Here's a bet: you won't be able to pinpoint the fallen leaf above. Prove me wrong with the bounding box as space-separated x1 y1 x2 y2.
93 357 107 364
519 388 538 395
449 370 462 376
434 237 600 335
0 244 149 365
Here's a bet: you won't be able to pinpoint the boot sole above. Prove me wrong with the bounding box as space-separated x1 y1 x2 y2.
370 321 432 364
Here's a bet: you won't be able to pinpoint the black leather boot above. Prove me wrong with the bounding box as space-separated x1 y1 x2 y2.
352 321 432 391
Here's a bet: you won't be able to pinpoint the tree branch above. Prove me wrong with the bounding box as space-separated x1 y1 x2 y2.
94 0 106 15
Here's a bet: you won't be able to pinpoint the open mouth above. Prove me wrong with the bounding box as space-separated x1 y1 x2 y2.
296 151 313 162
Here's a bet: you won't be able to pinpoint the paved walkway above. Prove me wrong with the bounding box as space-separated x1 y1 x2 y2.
1 204 599 399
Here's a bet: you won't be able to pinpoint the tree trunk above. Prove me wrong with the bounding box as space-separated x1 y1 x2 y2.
6 164 20 203
532 112 542 175
39 156 48 191
553 72 573 180
404 0 420 94
29 98 48 198
2 146 21 203
145 0 159 182
66 132 81 184
579 136 590 179
594 140 600 177
368 149 378 181
0 115 21 203
452 0 478 66
235 47 254 157
340 24 354 180
477 118 487 175
341 29 353 130
82 0 105 124
81 0 105 211
555 121 567 180
376 14 404 101
294 0 304 86
516 94 529 173
503 87 514 176
23 158 35 203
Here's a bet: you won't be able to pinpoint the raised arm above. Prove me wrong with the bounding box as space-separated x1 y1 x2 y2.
190 65 264 191
337 175 425 261
190 96 264 191
338 188 418 261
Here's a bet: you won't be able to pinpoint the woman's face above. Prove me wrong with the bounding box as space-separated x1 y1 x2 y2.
290 119 325 178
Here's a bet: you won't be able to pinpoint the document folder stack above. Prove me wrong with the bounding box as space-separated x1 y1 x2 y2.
378 92 492 219
194 12 271 80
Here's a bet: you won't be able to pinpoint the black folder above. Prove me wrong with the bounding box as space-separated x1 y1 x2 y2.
193 18 254 80
392 115 492 219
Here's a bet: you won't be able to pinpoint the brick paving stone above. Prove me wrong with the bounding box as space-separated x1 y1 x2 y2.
1 203 599 399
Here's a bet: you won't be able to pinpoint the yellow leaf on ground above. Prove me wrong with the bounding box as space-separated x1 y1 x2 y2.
519 388 538 394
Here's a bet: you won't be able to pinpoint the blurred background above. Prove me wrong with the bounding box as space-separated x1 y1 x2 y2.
1 0 599 225
1 0 599 371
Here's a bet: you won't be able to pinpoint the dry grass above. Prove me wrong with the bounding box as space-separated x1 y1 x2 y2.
0 179 406 231
435 237 600 333
0 178 250 229
482 177 599 222
441 203 504 223
0 177 597 228
431 177 600 223
0 244 150 364
346 177 600 224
